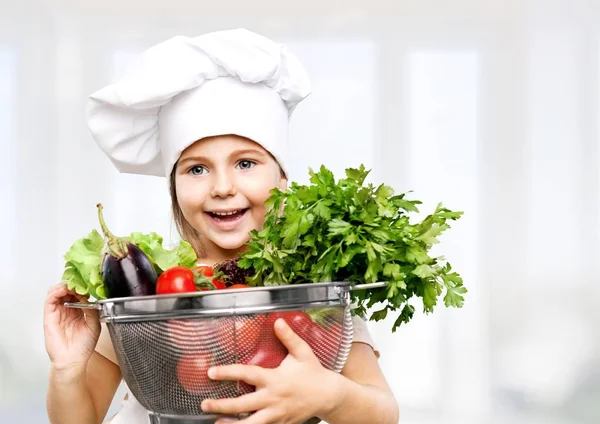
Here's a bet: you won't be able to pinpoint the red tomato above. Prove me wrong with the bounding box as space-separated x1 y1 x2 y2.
264 310 314 343
226 283 249 289
241 342 288 368
215 315 264 356
210 280 226 290
176 350 216 395
237 342 288 394
195 265 214 278
265 311 340 368
235 315 265 355
157 267 196 294
195 265 226 290
304 323 338 367
324 321 343 342
167 319 215 351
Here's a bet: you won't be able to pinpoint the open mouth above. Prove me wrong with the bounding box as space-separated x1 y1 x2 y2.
206 209 249 222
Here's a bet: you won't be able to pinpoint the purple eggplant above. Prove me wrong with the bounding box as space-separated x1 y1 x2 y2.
97 203 157 298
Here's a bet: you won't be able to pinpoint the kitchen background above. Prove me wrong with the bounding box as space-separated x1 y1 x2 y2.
0 0 598 423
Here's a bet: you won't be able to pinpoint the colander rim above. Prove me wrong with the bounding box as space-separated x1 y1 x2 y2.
95 281 358 304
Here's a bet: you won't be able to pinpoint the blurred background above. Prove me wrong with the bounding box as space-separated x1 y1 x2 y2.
1 0 599 423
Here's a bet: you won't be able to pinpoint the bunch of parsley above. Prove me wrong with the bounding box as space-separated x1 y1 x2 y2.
238 165 467 332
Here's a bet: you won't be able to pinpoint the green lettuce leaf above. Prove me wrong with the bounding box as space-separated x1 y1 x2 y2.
61 230 198 300
128 232 197 272
61 230 105 298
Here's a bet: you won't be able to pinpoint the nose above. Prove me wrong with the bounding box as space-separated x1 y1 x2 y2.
210 169 237 198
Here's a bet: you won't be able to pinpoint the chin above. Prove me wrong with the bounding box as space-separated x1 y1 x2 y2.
212 234 250 251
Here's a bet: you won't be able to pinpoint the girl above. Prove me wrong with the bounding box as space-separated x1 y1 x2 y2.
43 29 400 424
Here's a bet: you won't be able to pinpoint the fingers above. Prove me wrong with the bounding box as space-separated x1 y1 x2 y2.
214 416 243 424
46 283 67 300
44 284 69 315
207 364 267 387
202 391 265 416
62 289 100 325
70 291 90 302
273 319 315 361
222 409 272 424
44 283 97 323
46 283 90 305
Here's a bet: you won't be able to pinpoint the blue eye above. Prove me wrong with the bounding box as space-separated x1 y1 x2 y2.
237 160 255 170
189 165 206 176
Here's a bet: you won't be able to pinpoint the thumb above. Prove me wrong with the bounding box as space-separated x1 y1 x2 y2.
71 292 101 334
273 318 315 361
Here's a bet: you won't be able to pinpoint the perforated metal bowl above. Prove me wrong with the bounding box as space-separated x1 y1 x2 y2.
66 282 385 423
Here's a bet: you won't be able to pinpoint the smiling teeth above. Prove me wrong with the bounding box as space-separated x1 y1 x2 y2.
213 210 241 216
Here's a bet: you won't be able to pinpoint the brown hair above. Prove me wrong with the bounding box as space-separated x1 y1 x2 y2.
169 167 206 257
169 162 287 258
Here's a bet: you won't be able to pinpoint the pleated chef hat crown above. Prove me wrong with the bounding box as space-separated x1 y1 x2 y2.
86 28 312 178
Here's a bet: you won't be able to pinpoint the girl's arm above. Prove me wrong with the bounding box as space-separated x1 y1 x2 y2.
44 285 122 424
47 351 122 424
319 343 399 424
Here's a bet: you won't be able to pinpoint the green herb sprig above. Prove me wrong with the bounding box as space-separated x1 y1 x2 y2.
238 165 466 332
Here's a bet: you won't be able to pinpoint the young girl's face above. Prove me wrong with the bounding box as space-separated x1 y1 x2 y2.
174 134 285 261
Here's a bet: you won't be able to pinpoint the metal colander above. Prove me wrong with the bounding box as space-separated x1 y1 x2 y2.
66 282 385 423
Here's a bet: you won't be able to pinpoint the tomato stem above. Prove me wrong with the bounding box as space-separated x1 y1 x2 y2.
194 272 217 290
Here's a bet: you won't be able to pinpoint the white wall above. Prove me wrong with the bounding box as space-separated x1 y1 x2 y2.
1 1 599 423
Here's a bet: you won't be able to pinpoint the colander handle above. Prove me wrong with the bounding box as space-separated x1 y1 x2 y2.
348 281 388 291
63 302 102 310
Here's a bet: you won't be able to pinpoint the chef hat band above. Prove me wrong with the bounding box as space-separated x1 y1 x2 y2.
85 28 311 178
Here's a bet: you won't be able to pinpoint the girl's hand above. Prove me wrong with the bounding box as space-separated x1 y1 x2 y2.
201 318 343 424
43 283 101 373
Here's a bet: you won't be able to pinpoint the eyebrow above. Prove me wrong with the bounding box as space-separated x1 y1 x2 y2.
230 148 269 158
178 148 268 166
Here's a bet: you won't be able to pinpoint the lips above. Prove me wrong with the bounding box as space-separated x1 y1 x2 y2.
204 209 250 232
210 209 246 217
207 209 248 220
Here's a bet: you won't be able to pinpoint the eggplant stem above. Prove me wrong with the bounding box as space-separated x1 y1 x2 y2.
97 203 116 239
97 203 127 259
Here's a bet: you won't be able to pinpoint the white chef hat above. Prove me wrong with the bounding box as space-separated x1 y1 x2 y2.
86 28 311 178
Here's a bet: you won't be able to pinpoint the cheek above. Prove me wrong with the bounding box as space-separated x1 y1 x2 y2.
176 178 208 214
243 178 279 205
